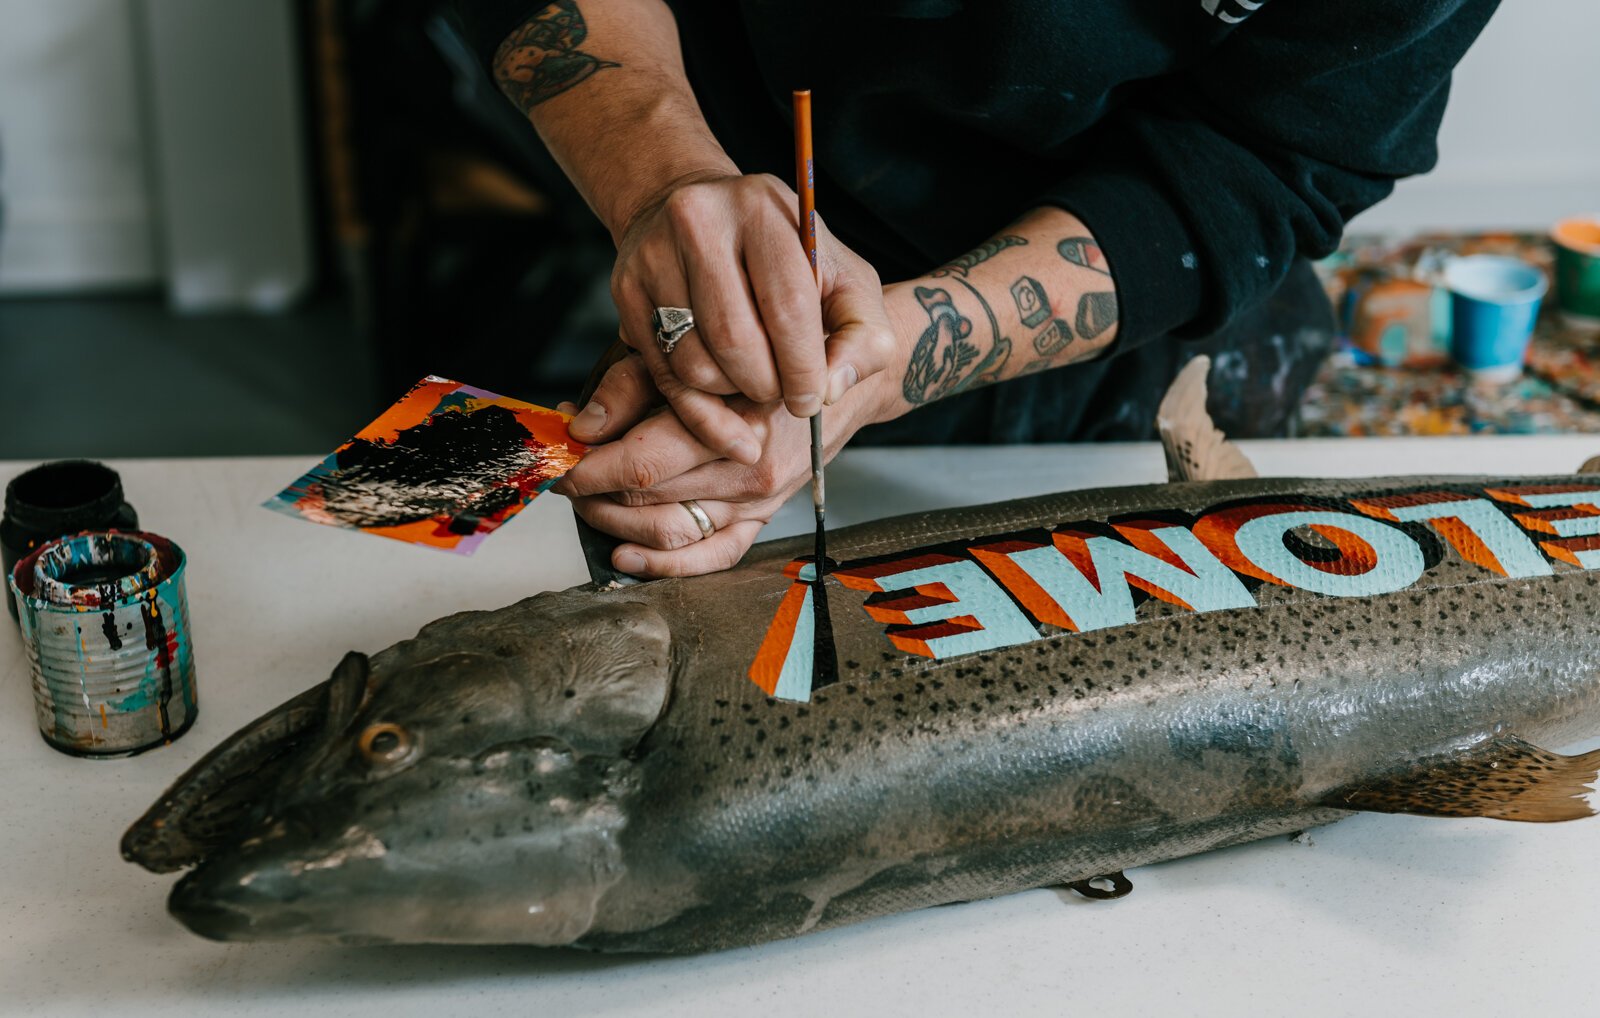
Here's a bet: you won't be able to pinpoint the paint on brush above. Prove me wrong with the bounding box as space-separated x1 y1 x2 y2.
263 376 589 553
9 530 197 757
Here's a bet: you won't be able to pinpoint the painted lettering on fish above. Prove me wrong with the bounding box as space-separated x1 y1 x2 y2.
750 485 1600 701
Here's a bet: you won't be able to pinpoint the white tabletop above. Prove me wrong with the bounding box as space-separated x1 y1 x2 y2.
5 435 1600 1018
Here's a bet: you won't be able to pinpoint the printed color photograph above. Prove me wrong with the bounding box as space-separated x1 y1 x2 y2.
263 376 587 553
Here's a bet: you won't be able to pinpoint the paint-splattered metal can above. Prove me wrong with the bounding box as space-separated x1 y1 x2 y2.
8 531 197 757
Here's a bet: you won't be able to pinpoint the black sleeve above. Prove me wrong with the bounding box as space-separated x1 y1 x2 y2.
1037 0 1501 349
452 0 552 72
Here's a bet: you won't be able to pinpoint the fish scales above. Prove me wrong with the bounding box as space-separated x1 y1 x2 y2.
125 472 1600 951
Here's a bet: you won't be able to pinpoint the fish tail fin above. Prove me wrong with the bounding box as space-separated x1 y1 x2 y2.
1156 355 1258 483
1321 735 1600 823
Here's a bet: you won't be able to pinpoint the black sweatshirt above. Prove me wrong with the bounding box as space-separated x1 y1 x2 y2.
459 0 1499 353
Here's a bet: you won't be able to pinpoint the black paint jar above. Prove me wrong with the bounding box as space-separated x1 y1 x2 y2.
3 460 139 620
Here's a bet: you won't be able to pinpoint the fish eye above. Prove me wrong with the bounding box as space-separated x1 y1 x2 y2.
358 722 414 766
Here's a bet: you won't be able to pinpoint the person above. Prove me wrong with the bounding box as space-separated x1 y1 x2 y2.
455 0 1499 578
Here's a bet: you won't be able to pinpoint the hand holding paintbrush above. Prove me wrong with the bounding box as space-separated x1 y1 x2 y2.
555 95 897 579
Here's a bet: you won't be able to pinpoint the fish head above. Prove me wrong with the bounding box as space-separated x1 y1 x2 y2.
123 592 672 945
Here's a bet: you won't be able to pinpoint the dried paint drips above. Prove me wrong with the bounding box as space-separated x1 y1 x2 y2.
9 530 197 757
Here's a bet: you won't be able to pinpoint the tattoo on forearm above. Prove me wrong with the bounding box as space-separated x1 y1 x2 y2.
902 283 1010 405
1010 276 1051 328
1032 319 1074 356
904 229 1116 398
1076 291 1118 339
493 0 620 110
932 235 1027 278
953 277 1010 391
1057 237 1110 274
1057 234 1118 341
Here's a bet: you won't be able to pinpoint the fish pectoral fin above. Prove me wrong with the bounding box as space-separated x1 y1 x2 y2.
1156 355 1257 483
1320 735 1600 823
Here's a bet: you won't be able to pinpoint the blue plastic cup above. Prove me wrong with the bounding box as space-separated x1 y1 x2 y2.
1444 255 1548 381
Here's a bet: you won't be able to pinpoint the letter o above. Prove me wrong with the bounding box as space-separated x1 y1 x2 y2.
1234 510 1424 597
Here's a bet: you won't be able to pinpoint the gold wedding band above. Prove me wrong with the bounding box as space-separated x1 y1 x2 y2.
680 500 715 540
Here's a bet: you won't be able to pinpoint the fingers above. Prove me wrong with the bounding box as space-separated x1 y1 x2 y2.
566 351 657 444
614 232 762 463
666 333 738 396
570 495 734 552
608 174 848 424
556 404 722 498
680 256 782 403
614 519 766 578
636 339 763 465
746 214 827 418
816 215 895 405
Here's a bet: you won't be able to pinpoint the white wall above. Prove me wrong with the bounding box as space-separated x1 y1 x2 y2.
0 0 311 310
0 0 158 292
0 0 1594 301
140 0 313 312
1350 1 1600 234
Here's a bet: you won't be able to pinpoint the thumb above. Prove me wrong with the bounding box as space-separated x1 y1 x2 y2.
569 350 657 443
816 219 895 406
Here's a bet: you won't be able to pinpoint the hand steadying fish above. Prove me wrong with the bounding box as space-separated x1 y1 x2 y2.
125 358 1600 951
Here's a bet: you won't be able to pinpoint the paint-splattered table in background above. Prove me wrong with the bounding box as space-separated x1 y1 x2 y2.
1300 319 1600 436
4 439 1600 1018
1300 232 1600 436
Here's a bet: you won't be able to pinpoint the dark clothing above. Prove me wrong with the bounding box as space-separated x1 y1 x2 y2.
460 0 1496 438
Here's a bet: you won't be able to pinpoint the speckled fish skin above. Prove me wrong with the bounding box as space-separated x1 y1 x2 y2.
125 473 1600 952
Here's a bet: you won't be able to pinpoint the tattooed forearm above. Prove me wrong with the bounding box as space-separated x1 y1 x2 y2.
895 213 1119 408
952 277 1010 391
1076 291 1117 339
494 0 620 110
1009 233 1118 371
1057 236 1110 274
1031 318 1073 357
1010 276 1050 328
932 235 1027 278
901 283 1010 404
1057 235 1117 340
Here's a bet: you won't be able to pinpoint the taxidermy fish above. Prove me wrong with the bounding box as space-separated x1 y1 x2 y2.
124 357 1600 951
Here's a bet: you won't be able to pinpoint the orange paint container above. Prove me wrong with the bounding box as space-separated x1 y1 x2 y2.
1350 277 1444 368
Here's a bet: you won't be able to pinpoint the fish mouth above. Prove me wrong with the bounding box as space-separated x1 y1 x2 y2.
122 651 373 874
168 867 312 942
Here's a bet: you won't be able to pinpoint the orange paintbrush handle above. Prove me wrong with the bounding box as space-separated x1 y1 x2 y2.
793 89 818 285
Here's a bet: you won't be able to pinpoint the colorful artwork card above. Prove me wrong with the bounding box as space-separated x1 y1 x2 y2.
264 376 588 554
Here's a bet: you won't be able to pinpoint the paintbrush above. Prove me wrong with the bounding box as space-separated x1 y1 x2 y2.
793 89 827 579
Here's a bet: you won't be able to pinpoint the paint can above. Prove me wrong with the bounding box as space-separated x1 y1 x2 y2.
3 460 139 621
1552 216 1600 330
1443 255 1548 382
8 531 198 757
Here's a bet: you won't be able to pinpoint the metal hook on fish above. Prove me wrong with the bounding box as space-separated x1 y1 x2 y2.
1065 871 1133 900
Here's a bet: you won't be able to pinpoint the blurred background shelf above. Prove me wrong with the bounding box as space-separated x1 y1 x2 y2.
1 0 1597 460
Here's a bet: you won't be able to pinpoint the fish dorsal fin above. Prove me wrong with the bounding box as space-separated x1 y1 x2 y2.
1580 455 1600 475
1156 355 1257 483
1321 735 1600 823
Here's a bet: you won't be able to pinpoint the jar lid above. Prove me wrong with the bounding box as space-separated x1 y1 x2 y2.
4 460 127 534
